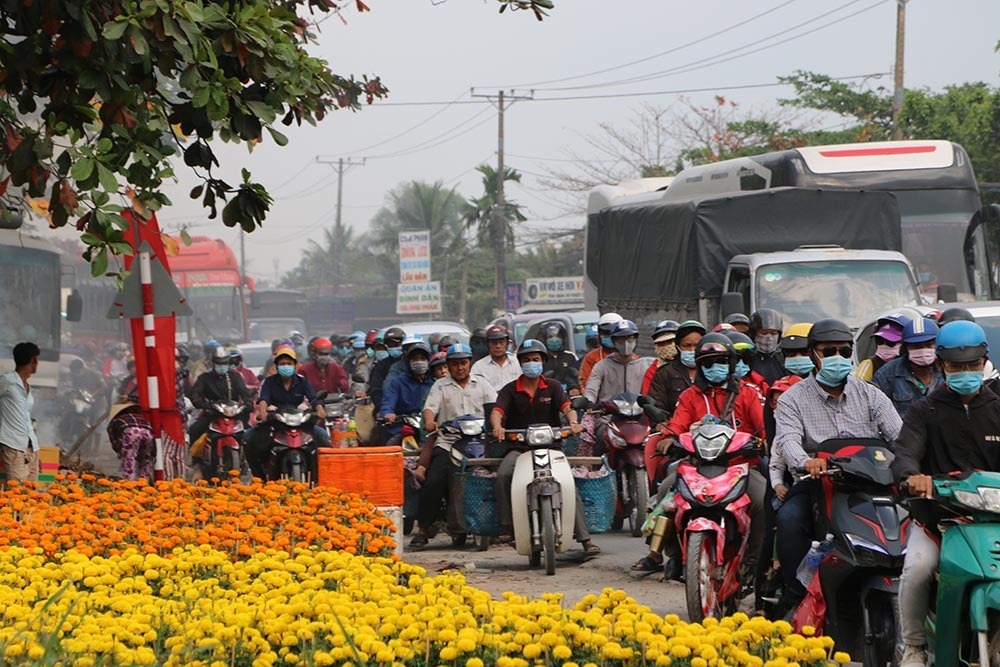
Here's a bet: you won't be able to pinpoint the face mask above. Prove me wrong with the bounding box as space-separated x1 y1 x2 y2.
277 365 295 379
409 361 429 376
388 347 403 359
214 364 229 376
874 344 900 362
655 342 677 362
601 335 613 349
702 363 730 385
816 355 852 387
755 333 779 355
366 347 373 357
784 356 815 377
734 360 750 379
680 350 696 368
614 339 637 356
374 349 389 361
316 353 331 366
521 361 544 378
908 348 937 367
545 338 563 353
946 370 983 396
339 346 351 357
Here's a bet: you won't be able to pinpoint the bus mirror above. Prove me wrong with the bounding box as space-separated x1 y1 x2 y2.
936 283 958 303
721 292 745 319
0 208 23 230
66 290 83 322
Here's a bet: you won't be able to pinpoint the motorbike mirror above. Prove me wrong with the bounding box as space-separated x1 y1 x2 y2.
351 373 366 383
314 390 328 401
636 395 654 408
543 369 556 378
643 404 667 424
569 396 589 412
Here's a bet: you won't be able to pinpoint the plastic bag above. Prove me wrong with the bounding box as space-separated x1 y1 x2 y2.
791 568 827 635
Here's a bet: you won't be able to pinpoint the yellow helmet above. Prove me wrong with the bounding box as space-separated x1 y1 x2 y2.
780 323 813 352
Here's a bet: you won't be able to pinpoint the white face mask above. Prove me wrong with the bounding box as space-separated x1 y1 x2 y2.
615 339 637 357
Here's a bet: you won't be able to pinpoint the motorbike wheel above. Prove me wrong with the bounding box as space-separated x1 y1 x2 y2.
288 462 305 483
859 591 899 667
685 532 719 622
627 466 649 538
222 448 241 475
540 496 556 575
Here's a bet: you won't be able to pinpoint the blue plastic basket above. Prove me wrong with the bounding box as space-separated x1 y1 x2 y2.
561 435 580 457
575 465 616 534
461 471 500 536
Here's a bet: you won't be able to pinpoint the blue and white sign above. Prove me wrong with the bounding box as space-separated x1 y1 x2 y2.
399 230 431 283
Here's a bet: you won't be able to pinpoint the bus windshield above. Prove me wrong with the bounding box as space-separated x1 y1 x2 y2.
183 286 245 343
0 246 60 359
756 260 920 330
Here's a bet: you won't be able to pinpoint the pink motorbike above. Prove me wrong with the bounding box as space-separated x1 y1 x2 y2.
672 421 758 621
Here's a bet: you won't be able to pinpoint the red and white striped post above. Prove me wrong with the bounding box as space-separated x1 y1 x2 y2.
137 248 165 480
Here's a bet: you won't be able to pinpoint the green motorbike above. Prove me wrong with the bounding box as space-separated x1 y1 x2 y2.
907 471 1000 667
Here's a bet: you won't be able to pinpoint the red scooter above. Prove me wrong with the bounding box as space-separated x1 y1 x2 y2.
668 420 758 621
206 400 248 477
596 392 653 536
265 396 326 483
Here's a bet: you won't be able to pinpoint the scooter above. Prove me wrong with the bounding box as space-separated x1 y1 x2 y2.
396 414 425 535
264 392 327 482
795 439 908 667
595 392 652 537
906 471 1000 667
206 400 247 476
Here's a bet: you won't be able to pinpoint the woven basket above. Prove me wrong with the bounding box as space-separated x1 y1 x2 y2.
574 465 616 534
460 471 500 536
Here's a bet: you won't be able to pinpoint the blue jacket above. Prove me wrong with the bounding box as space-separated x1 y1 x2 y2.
380 371 434 418
384 357 409 385
872 356 944 417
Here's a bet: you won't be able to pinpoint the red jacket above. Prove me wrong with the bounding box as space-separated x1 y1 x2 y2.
299 361 349 394
233 366 260 394
664 383 765 439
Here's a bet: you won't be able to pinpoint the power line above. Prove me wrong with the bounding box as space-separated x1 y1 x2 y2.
365 107 494 159
335 90 471 155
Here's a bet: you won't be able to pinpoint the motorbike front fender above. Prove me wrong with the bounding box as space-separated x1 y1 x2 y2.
621 447 646 470
683 518 726 564
968 581 1000 632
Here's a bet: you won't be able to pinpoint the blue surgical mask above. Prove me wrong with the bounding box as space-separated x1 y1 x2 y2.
816 355 852 387
545 338 563 353
946 370 983 396
784 356 815 377
374 349 389 361
277 364 295 379
734 360 750 379
388 347 403 359
339 346 351 357
680 350 696 368
702 363 730 385
366 347 374 358
213 364 229 376
521 361 544 378
601 335 613 349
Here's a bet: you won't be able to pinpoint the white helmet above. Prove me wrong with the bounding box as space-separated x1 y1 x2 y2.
597 312 623 333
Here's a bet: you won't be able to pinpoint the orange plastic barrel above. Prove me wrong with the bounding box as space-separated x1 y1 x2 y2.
316 446 403 506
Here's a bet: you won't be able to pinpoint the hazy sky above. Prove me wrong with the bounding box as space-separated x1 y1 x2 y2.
48 0 1000 282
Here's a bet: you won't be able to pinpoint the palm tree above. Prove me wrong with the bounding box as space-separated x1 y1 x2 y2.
462 164 527 310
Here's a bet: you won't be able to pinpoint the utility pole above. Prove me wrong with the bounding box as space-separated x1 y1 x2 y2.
470 88 533 313
316 156 365 294
891 0 909 141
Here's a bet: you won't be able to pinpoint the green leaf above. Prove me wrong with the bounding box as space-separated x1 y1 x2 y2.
130 26 148 56
80 233 102 246
91 247 109 277
180 229 192 246
247 101 276 125
71 158 95 183
190 184 204 199
110 242 134 256
102 19 128 40
96 163 119 193
266 127 288 146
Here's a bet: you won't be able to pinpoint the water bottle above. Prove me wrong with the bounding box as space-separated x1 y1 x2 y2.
796 533 834 587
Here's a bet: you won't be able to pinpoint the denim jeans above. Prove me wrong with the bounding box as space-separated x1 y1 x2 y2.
775 479 816 605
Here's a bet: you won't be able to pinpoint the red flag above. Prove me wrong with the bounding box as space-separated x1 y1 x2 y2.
121 210 186 458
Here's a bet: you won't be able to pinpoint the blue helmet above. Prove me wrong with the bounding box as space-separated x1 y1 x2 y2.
902 317 939 345
446 343 473 360
936 321 989 363
610 319 639 339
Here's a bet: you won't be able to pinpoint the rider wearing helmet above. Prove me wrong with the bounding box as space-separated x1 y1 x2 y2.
855 313 911 382
229 347 260 394
342 332 368 378
641 319 679 397
583 324 599 355
540 321 580 394
187 345 253 451
723 330 768 404
469 327 489 361
369 327 406 409
936 306 974 325
490 339 599 555
749 309 785 385
648 320 706 419
471 325 521 390
724 312 752 334
299 337 349 396
386 334 426 385
873 317 944 417
190 339 221 382
380 342 435 446
892 321 1000 667
579 312 623 390
772 318 902 614
428 351 449 379
778 323 814 379
411 343 498 549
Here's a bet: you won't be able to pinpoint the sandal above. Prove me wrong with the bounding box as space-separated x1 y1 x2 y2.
496 534 514 544
409 534 429 550
631 554 661 572
582 541 601 555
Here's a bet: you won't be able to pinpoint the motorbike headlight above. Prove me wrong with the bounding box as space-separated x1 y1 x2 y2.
224 405 240 417
955 487 1000 513
458 419 484 436
955 490 986 511
692 432 726 461
274 413 289 425
612 398 643 417
526 425 554 446
607 427 627 448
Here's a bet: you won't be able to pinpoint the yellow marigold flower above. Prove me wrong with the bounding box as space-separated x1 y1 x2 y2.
834 651 852 664
801 625 816 636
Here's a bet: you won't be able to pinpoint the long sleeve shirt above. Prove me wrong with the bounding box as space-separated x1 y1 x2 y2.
584 354 654 404
380 372 434 418
664 383 765 439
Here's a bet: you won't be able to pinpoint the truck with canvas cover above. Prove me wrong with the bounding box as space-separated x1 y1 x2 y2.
585 187 923 337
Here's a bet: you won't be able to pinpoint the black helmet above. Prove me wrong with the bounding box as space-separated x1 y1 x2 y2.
383 327 406 345
937 307 975 325
652 319 679 341
724 313 751 327
471 327 488 341
694 332 736 365
542 322 566 338
807 318 853 347
750 309 783 334
427 333 442 349
516 339 547 360
438 334 456 349
406 342 432 360
486 325 510 341
723 330 755 363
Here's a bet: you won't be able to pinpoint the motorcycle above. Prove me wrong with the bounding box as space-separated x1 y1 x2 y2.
905 471 1000 667
396 414 426 535
594 392 653 537
57 388 94 451
264 391 328 482
794 439 908 667
440 414 492 548
205 400 247 477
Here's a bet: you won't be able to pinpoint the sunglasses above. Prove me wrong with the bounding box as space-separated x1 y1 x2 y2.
817 345 853 358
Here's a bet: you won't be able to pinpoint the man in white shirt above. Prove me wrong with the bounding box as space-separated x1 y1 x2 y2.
471 325 520 390
0 342 40 482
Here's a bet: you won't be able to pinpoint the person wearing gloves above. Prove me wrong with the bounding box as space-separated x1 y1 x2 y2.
647 320 706 416
873 317 944 417
579 312 623 390
380 342 436 445
749 309 785 384
854 313 910 382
